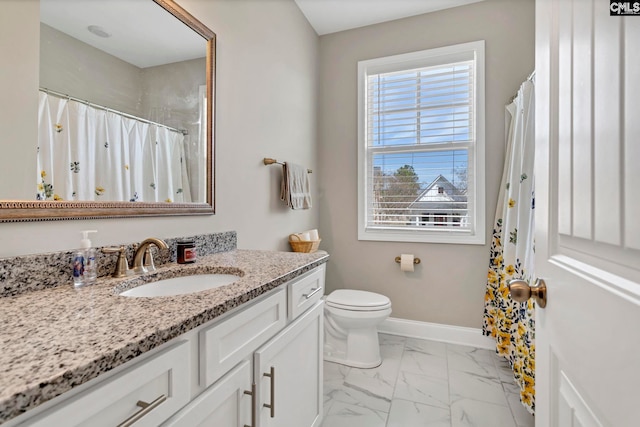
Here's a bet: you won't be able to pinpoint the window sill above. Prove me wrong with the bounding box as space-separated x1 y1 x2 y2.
358 227 486 245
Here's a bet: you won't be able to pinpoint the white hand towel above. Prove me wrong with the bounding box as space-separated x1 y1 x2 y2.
280 162 312 210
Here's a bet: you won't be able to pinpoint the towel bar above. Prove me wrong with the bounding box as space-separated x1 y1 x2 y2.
263 158 312 173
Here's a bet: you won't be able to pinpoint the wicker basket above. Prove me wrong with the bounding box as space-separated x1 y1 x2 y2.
289 233 321 253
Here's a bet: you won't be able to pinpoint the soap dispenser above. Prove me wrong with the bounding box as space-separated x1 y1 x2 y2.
73 230 98 288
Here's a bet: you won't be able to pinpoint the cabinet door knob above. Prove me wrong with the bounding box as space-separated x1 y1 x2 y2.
263 366 275 418
508 278 547 308
117 394 166 427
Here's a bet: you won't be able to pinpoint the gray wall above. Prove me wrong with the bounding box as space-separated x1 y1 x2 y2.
0 0 39 201
317 0 535 328
0 0 319 257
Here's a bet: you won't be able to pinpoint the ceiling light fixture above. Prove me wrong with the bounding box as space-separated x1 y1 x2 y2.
87 25 111 38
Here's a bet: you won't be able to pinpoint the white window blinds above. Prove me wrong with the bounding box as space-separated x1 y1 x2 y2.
357 41 485 244
367 61 474 147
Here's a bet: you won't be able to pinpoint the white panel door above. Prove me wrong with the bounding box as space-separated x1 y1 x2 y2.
535 0 640 426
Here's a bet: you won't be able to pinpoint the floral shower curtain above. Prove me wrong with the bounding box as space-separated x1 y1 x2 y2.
37 91 192 203
482 79 536 414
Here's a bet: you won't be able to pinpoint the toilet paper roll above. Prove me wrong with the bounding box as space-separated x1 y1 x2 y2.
298 232 311 241
400 254 415 272
305 229 320 241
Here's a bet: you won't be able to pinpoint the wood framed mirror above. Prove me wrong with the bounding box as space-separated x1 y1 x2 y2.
0 0 215 222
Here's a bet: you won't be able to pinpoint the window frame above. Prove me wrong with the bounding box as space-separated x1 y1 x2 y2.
357 41 486 244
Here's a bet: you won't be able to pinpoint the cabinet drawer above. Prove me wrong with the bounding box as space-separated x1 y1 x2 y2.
288 265 325 320
22 341 190 427
200 289 286 387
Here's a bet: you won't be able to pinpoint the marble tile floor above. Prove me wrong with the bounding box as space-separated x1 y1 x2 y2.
321 334 535 427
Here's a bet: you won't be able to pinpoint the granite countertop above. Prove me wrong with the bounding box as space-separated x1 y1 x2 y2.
0 249 329 424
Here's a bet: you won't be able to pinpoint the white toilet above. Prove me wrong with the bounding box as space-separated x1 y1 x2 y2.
324 289 392 368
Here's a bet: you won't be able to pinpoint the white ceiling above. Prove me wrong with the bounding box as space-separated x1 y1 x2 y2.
40 0 205 69
294 0 485 35
41 0 486 67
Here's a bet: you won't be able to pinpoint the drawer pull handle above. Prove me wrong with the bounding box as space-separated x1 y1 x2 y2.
243 383 256 427
303 287 322 299
263 366 275 418
117 394 166 427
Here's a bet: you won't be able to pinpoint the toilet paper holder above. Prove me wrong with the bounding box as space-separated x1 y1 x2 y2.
395 256 421 265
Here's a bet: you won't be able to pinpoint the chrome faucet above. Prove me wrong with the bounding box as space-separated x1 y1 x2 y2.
132 238 169 275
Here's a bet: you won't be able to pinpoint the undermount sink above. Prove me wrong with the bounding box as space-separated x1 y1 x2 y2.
119 273 242 297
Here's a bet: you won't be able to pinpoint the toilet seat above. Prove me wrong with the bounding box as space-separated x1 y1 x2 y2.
326 289 391 312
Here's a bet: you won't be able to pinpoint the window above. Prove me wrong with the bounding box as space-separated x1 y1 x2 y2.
357 41 485 244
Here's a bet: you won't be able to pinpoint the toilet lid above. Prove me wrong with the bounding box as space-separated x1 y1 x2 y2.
326 290 391 311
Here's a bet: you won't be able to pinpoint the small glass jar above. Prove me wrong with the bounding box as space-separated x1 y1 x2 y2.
177 240 196 264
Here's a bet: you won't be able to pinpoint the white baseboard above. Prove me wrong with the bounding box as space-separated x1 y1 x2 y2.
378 317 495 350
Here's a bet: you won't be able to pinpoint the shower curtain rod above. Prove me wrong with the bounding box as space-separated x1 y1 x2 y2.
39 88 188 136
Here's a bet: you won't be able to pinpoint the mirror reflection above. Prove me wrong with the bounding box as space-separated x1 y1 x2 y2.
0 0 216 222
37 0 208 204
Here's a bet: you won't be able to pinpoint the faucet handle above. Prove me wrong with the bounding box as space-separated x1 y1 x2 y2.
102 246 132 278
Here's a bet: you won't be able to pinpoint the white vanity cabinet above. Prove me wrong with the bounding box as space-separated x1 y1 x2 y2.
164 302 323 427
166 264 325 427
8 264 325 427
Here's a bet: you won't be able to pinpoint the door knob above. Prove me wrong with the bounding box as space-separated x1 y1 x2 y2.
508 278 547 308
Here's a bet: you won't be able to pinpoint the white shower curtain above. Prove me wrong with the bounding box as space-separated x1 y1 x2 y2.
482 79 536 414
37 91 192 203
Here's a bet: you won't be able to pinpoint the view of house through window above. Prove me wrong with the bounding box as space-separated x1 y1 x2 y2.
358 41 485 244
